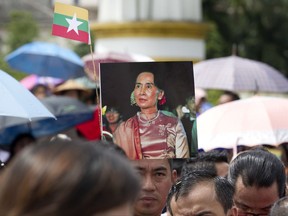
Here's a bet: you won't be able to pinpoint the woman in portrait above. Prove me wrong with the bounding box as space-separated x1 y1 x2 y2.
113 71 189 159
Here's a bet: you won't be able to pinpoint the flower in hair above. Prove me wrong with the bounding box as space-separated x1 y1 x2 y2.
159 95 166 105
130 92 136 106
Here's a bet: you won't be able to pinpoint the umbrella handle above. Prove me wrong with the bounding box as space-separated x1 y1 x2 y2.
102 131 113 140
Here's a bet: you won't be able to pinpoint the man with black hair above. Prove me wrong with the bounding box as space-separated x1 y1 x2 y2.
170 158 186 180
167 170 236 216
228 148 286 216
132 159 177 216
182 150 229 177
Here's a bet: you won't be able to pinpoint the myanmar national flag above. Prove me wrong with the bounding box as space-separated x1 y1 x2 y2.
52 2 90 44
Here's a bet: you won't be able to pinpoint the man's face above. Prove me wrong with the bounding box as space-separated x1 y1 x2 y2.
134 72 162 111
234 176 279 216
132 159 175 216
172 181 228 216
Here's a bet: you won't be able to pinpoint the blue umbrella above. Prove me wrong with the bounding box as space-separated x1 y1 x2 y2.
0 96 95 145
5 41 85 80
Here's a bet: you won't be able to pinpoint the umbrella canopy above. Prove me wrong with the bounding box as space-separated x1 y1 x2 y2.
194 55 288 93
82 51 154 81
197 96 288 151
5 41 85 80
74 76 97 89
20 74 63 90
0 69 55 122
40 95 93 115
0 96 94 145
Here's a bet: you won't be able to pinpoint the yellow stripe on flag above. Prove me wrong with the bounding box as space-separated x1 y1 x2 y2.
54 2 88 20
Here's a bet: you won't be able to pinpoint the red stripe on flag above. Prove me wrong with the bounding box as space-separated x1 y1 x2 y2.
52 24 90 44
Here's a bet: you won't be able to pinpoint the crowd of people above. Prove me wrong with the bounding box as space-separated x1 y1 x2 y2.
0 77 101 163
0 139 287 216
0 69 245 164
1 69 194 162
1 70 288 215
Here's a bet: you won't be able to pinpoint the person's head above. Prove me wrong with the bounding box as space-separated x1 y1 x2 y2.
168 170 235 216
171 158 186 180
132 159 177 216
60 89 82 99
269 196 288 216
182 150 229 177
92 140 127 158
53 80 88 100
182 160 218 178
30 84 50 99
177 96 197 120
195 88 207 113
133 72 165 112
218 91 240 105
0 140 140 216
105 106 122 125
228 148 286 216
9 133 36 160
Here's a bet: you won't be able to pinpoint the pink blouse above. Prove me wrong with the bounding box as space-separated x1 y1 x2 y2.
113 111 189 159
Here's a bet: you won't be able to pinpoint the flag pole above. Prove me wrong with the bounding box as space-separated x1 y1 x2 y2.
52 2 103 140
89 43 103 140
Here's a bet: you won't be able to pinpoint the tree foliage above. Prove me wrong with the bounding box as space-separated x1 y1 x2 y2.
6 11 39 52
0 54 26 80
73 32 95 57
203 0 288 77
2 11 39 79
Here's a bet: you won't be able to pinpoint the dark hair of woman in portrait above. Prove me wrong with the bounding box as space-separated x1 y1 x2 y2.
102 106 123 133
0 140 140 216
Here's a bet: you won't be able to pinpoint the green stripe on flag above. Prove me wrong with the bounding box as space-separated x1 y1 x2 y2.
53 13 89 32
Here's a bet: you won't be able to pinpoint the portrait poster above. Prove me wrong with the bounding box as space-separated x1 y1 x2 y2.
100 61 197 159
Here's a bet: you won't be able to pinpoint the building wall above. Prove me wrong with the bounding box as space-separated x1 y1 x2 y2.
91 0 209 61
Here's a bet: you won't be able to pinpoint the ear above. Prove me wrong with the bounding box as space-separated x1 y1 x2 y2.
158 90 164 100
228 206 238 216
171 169 177 184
